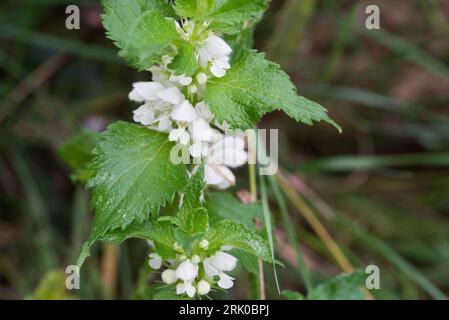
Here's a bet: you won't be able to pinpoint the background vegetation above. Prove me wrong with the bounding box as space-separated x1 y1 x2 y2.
1 0 448 299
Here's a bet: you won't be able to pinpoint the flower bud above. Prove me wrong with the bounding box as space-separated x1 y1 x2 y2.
196 73 208 85
173 242 183 252
197 280 211 295
148 253 162 270
161 269 177 284
199 239 209 250
191 255 201 264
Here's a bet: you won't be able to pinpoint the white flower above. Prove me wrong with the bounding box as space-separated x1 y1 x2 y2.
149 253 162 270
195 102 214 122
176 259 198 282
206 251 238 271
170 74 193 86
197 35 232 78
208 136 247 168
189 118 213 142
176 281 196 298
169 128 190 145
129 82 165 102
171 100 198 122
204 251 238 289
132 103 155 126
197 280 211 295
161 269 177 284
204 164 236 189
155 86 185 105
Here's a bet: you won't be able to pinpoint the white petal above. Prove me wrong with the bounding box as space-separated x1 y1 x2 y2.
197 47 212 68
176 282 186 294
176 259 198 281
205 165 235 189
204 164 226 186
131 82 164 101
210 63 227 78
190 119 213 141
169 128 183 142
148 253 162 270
171 100 198 122
217 273 234 289
157 115 172 131
195 102 213 122
203 35 232 57
179 131 191 145
189 142 203 158
156 87 184 105
203 258 220 278
209 252 237 271
185 282 196 298
179 76 193 86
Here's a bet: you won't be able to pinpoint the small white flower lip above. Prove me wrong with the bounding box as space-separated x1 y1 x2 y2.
204 164 236 189
217 273 235 289
156 86 185 105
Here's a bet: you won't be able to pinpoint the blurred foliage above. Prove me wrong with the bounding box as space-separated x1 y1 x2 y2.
1 0 448 300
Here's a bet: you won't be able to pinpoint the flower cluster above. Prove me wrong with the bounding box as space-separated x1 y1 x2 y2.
129 19 246 189
148 240 238 298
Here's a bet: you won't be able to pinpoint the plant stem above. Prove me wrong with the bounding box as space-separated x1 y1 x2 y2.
247 131 265 300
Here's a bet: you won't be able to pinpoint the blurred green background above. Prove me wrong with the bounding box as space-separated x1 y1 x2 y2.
1 0 448 300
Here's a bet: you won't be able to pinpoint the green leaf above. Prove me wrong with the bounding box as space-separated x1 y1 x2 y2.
77 219 175 268
58 130 100 183
153 288 189 300
182 165 205 210
205 219 270 261
174 228 203 256
168 42 199 76
206 0 270 34
29 271 77 300
205 192 262 228
101 0 175 50
176 207 209 235
282 290 304 300
120 9 180 70
174 0 214 17
231 248 259 275
205 50 339 130
307 271 366 300
224 26 255 62
87 121 188 236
